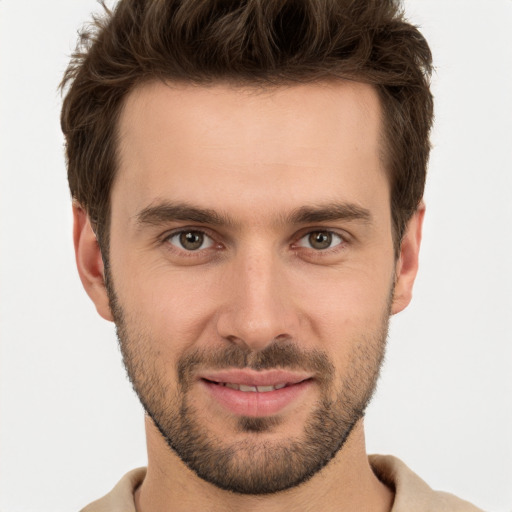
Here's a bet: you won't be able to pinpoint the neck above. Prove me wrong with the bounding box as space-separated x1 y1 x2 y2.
135 416 394 512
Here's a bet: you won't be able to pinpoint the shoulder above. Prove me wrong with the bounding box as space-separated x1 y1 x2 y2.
79 459 484 512
80 467 146 512
369 455 484 512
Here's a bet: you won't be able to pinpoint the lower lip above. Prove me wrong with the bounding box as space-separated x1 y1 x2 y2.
201 379 313 417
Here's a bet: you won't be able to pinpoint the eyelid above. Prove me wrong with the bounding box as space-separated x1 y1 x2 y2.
296 231 343 249
161 227 221 252
295 227 349 242
290 228 352 260
169 231 214 250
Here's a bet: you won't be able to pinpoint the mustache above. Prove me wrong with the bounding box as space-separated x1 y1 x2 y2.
177 341 335 387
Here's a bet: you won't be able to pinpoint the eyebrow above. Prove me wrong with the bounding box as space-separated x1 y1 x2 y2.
135 200 372 229
135 202 232 227
286 203 372 225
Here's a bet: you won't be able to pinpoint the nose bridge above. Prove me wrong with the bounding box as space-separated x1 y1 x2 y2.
216 242 297 351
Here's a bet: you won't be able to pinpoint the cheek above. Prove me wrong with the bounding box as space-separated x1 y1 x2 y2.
294 271 392 385
117 264 222 351
294 265 394 332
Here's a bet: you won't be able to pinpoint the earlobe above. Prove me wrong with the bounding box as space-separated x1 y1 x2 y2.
391 203 425 315
73 204 114 322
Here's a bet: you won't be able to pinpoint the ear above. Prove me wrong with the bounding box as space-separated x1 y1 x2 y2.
73 204 114 321
391 203 425 315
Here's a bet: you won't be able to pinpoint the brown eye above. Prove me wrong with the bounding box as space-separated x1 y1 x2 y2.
308 231 332 249
297 231 343 250
168 231 213 251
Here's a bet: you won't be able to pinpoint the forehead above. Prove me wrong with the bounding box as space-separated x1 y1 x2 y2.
114 80 388 223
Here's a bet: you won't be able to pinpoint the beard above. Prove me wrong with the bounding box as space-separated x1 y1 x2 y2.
106 275 390 495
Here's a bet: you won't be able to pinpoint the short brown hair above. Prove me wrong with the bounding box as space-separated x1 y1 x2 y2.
61 0 433 254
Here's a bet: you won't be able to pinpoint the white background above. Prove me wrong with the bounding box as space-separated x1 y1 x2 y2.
1 1 511 510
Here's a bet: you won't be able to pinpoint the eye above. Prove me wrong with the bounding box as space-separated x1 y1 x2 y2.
167 230 214 251
297 231 344 250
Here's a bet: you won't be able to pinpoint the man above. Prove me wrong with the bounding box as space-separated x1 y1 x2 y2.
61 0 483 510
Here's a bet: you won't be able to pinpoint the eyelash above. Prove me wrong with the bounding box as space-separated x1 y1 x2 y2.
294 231 345 251
161 228 349 258
162 228 221 258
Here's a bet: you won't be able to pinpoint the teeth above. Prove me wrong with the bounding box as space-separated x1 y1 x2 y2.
256 385 275 392
220 382 287 392
239 384 258 392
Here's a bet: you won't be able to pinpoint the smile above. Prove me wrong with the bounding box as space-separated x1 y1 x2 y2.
199 370 314 417
206 381 288 392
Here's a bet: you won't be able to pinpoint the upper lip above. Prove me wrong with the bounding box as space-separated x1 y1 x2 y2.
199 369 313 387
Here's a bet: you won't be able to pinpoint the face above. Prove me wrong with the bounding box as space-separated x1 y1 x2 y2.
77 80 420 494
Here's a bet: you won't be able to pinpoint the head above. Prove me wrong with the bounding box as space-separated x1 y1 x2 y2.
64 0 433 496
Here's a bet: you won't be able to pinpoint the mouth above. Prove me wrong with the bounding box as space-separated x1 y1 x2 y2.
205 381 289 392
198 370 314 417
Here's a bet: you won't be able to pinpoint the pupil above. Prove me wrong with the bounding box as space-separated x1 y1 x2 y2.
180 231 203 250
309 231 331 250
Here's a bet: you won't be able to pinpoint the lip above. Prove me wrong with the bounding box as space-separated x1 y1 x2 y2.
200 369 312 387
199 369 314 417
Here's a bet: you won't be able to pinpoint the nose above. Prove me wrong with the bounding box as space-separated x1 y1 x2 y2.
215 247 300 352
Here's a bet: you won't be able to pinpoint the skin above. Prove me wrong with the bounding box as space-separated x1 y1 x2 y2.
74 80 423 511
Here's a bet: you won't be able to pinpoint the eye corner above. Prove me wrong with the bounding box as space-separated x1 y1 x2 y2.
295 230 345 251
165 229 216 252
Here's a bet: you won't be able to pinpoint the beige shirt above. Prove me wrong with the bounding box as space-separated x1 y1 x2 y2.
81 455 484 511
